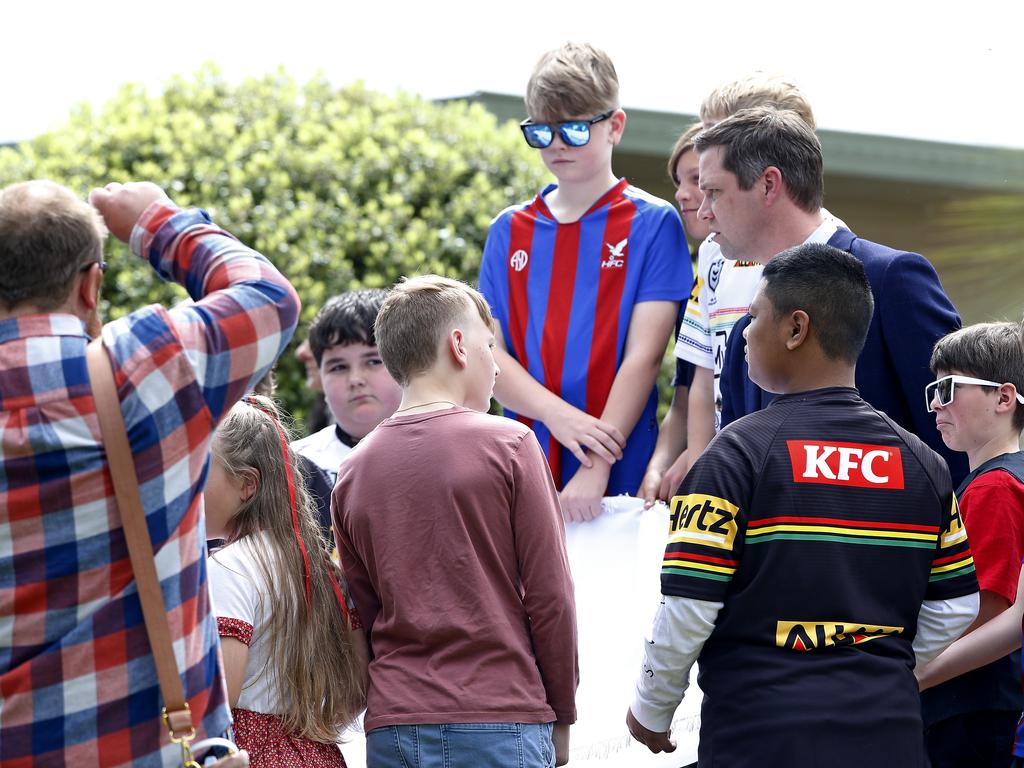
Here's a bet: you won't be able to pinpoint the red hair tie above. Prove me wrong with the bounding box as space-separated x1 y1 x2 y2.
240 396 352 626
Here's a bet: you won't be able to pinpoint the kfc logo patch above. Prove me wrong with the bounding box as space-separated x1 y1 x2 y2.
787 440 904 489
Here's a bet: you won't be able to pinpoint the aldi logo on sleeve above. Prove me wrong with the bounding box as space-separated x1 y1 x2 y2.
787 440 904 489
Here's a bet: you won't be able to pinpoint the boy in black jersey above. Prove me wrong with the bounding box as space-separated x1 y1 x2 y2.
627 243 979 767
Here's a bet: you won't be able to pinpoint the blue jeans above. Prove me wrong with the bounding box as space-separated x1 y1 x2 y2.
366 722 554 768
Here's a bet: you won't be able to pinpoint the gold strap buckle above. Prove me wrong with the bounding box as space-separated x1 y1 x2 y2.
162 704 198 767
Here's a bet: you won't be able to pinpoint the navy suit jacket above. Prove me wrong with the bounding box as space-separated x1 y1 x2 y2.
720 227 969 486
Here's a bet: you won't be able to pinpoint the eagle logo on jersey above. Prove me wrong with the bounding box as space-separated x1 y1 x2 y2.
787 440 905 489
776 620 904 651
510 249 529 272
602 238 627 268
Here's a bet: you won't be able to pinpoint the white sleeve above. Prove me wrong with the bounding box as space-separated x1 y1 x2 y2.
207 544 258 626
674 240 714 370
631 594 722 733
913 593 980 668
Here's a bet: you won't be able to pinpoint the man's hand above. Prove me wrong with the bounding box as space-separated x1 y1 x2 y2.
544 400 624 468
626 708 675 754
88 182 171 243
559 462 609 522
553 722 570 766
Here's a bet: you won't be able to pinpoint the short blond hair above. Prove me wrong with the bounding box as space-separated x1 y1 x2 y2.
667 121 704 185
525 42 619 122
375 275 494 386
700 74 816 129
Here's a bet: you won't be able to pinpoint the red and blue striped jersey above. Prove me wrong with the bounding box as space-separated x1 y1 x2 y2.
479 179 691 495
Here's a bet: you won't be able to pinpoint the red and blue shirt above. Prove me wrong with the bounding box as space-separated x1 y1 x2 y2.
479 179 691 495
0 203 300 766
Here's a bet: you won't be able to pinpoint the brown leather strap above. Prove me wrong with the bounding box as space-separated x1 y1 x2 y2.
86 338 195 740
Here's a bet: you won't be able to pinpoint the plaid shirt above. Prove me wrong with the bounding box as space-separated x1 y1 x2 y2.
0 203 300 767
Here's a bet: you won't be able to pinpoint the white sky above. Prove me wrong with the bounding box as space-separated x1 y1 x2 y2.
3 0 1022 149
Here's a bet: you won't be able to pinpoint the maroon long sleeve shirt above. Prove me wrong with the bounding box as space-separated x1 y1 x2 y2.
333 407 578 732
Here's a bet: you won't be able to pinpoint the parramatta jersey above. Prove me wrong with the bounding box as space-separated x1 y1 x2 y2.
480 178 691 494
662 387 977 765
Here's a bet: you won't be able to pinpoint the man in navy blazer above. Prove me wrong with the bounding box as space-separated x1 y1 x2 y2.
696 107 967 485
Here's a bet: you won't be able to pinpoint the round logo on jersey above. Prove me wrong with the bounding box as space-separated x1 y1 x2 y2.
510 249 529 272
708 258 724 292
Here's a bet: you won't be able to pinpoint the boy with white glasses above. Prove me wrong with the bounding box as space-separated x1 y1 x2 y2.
921 320 1024 768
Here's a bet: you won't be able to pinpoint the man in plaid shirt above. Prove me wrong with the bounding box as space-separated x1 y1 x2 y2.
0 180 300 766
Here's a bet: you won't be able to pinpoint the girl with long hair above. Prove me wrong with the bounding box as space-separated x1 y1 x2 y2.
205 394 367 767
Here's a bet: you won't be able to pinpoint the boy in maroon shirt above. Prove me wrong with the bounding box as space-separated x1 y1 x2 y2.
333 275 578 767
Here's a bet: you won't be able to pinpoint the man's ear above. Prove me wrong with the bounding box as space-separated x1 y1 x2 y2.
762 166 786 206
77 263 103 311
784 309 811 351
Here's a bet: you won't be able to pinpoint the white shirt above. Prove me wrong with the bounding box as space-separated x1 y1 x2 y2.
208 533 283 714
292 425 353 484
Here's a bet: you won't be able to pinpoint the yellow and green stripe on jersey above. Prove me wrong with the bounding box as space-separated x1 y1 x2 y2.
746 516 940 549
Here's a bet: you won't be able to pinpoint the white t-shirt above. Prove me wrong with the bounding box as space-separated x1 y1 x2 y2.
674 214 842 431
207 533 283 714
292 425 353 484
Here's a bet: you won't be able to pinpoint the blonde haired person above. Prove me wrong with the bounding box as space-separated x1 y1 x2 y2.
480 43 692 520
699 73 816 128
334 275 578 767
206 395 368 767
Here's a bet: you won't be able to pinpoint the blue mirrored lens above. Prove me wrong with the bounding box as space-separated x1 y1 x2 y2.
524 125 553 148
560 123 590 146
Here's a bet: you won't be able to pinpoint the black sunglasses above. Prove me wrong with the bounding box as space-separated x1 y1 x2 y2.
519 110 615 149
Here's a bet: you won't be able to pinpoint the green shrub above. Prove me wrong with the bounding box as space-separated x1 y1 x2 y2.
0 65 547 428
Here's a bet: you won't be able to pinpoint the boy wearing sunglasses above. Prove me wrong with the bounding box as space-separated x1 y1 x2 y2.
479 42 692 521
920 321 1024 768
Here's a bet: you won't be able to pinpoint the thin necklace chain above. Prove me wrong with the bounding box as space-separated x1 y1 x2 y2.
393 400 458 414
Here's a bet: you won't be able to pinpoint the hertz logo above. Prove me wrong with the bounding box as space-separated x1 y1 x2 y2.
667 494 739 551
787 440 905 489
776 620 904 652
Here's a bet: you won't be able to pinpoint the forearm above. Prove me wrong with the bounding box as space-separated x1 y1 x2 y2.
648 387 689 472
913 592 980 669
599 347 666 442
131 203 301 405
918 592 1020 689
687 367 715 459
632 595 720 732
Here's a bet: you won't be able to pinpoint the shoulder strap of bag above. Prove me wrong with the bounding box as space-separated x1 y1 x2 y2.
85 338 197 747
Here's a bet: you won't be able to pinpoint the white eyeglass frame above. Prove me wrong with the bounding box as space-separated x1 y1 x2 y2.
925 374 1024 412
